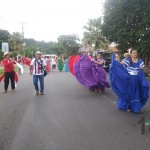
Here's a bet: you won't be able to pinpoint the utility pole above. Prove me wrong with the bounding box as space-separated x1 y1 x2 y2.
19 22 26 56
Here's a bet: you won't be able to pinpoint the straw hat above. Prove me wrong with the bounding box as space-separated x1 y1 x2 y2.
3 52 10 57
35 51 42 55
124 53 130 57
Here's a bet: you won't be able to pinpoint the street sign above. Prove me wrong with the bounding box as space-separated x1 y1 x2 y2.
2 42 9 52
22 43 26 46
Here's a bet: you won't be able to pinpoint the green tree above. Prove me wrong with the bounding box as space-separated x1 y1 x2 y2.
0 29 10 54
47 42 65 56
102 0 150 59
24 39 64 57
24 38 40 57
82 18 109 50
9 32 23 52
0 29 10 42
58 34 81 55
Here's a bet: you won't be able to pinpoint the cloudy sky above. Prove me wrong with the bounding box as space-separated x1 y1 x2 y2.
0 0 104 42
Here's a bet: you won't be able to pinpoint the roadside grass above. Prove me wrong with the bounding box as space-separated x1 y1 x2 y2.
0 66 19 75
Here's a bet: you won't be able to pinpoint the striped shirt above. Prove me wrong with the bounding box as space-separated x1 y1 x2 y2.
30 58 46 75
123 58 144 75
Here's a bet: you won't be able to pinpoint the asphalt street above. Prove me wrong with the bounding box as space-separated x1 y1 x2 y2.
0 68 150 150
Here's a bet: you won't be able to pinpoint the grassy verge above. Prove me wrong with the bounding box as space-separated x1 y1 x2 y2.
0 66 18 75
0 68 4 75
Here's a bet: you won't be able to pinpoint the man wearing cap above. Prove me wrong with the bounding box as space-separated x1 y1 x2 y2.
30 51 47 95
1 52 16 93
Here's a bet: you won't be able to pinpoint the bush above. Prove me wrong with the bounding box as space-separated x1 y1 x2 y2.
0 51 3 61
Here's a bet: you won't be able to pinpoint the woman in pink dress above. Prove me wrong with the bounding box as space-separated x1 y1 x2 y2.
46 56 51 73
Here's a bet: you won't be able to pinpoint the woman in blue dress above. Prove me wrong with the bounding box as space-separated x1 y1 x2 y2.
64 57 69 72
110 49 149 113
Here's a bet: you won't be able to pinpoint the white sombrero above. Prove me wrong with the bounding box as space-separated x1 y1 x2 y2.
3 52 10 57
35 51 42 55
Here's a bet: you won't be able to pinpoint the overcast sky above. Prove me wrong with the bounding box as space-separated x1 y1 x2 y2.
0 0 104 42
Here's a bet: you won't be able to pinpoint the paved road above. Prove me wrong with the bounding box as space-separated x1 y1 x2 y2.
0 68 150 150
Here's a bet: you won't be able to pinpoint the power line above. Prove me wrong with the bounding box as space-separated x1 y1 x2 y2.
18 22 26 38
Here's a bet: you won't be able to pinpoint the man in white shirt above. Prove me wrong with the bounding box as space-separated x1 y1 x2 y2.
30 51 47 95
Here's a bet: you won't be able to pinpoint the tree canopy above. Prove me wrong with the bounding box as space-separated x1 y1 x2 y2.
0 29 10 50
102 0 150 57
58 34 81 55
9 32 24 52
0 30 81 60
82 18 108 50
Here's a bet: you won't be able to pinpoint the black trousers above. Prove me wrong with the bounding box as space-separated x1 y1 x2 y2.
4 71 15 91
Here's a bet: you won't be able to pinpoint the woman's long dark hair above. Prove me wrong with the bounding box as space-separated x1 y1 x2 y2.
130 48 138 65
95 52 102 61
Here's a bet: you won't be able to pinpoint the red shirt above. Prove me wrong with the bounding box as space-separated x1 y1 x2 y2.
1 58 15 72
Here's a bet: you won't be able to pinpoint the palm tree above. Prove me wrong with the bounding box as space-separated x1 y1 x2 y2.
9 32 24 52
82 18 108 50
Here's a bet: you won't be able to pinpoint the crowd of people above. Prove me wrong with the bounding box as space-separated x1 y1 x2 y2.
0 51 70 95
0 49 150 113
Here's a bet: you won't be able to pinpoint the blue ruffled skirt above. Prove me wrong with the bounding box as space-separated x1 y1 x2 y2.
109 59 149 112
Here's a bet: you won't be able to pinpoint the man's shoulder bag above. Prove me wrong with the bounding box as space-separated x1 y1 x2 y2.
35 59 47 77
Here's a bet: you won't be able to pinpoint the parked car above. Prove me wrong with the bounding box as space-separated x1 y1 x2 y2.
92 50 111 72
